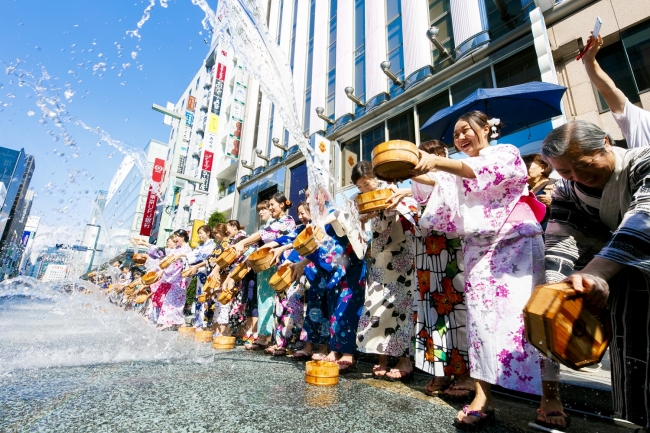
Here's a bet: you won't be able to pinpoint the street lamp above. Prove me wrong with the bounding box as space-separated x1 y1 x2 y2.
344 87 365 108
315 107 335 125
255 148 271 162
380 61 403 87
426 26 454 62
272 137 288 152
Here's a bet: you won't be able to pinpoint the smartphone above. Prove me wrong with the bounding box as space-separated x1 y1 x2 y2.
576 17 603 61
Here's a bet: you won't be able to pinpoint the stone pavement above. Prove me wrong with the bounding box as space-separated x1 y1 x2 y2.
0 346 636 433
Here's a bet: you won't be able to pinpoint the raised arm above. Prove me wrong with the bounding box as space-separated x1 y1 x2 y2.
582 33 626 115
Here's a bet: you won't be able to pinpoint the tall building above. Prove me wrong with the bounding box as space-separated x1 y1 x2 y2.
18 215 40 275
0 149 35 279
101 139 168 256
152 0 650 236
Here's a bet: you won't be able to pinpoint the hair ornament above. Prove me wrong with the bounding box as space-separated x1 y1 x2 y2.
487 118 501 139
285 199 291 206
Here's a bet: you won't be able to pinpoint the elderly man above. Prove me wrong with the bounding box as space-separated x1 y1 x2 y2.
542 119 650 430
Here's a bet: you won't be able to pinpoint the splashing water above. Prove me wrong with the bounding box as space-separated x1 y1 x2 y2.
0 277 214 374
193 0 365 234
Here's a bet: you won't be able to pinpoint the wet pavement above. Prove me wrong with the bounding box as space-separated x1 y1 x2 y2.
0 345 637 433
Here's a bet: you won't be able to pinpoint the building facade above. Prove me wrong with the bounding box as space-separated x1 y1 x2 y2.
102 139 168 255
152 0 650 235
0 149 35 279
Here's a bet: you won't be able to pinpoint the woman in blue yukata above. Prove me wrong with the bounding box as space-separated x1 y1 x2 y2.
288 191 367 373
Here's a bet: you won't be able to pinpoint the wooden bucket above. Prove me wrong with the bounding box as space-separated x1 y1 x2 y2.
523 282 611 370
194 329 214 343
127 278 142 289
371 140 419 182
178 326 195 335
228 262 250 282
305 361 339 386
197 293 208 303
203 274 220 292
132 253 148 265
249 247 275 272
181 268 195 278
159 255 176 269
355 189 393 214
134 293 151 304
269 263 294 293
293 225 325 257
217 288 235 305
213 335 236 350
216 247 238 268
142 271 159 285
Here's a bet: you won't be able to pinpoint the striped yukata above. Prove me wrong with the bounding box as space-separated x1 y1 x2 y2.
545 145 650 429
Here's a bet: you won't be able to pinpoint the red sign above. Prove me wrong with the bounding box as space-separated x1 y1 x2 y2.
139 186 158 237
202 151 214 171
216 63 227 81
187 95 196 112
152 158 165 182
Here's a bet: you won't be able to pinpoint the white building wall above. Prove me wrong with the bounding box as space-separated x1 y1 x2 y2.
449 0 486 47
335 0 355 118
402 0 431 76
309 0 330 135
365 0 388 98
292 0 309 132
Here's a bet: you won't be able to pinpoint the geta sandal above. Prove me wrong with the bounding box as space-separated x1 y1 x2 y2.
535 410 571 431
454 405 495 431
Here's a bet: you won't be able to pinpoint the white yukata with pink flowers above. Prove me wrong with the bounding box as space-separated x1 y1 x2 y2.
418 144 557 395
157 243 193 326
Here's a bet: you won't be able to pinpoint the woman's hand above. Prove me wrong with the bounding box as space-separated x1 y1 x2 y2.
385 185 411 211
270 247 285 265
186 266 199 277
538 192 552 207
289 260 308 283
358 211 379 224
233 241 246 256
409 151 439 176
222 277 235 293
565 273 610 309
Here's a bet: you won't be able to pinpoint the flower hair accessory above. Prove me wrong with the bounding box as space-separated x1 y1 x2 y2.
285 199 291 206
487 118 501 139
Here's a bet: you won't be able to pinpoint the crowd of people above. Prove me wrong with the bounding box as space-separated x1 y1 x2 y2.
93 34 650 431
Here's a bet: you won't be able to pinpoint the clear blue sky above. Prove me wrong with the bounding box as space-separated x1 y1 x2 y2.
0 0 213 240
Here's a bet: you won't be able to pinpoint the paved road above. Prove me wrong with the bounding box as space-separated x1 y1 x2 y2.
0 345 636 433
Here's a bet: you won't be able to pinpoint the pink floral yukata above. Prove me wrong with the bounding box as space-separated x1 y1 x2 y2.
419 144 557 395
157 243 192 326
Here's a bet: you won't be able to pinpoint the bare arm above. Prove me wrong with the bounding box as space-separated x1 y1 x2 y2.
411 151 475 179
583 34 626 114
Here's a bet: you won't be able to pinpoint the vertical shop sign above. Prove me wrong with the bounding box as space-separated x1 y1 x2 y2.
225 68 246 160
198 150 214 192
187 95 196 112
140 158 166 236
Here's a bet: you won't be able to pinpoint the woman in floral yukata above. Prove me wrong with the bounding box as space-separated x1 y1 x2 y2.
352 161 419 382
408 140 470 399
411 111 562 429
157 229 192 331
176 225 215 330
260 202 311 356
134 236 176 324
233 193 296 349
208 220 253 336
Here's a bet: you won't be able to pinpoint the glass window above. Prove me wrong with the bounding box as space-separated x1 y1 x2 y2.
325 0 337 120
417 92 450 143
289 0 299 71
594 40 640 112
266 103 275 156
353 0 365 103
494 45 541 87
485 0 523 41
388 111 415 142
429 0 454 66
387 18 403 53
303 88 312 134
276 0 284 45
329 18 337 44
451 68 493 103
622 20 650 93
361 124 386 161
386 0 401 23
284 128 290 147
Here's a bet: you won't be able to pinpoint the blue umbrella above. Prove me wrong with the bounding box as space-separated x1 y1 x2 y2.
420 81 567 143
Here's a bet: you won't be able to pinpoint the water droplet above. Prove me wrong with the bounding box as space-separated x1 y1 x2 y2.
27 110 35 116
